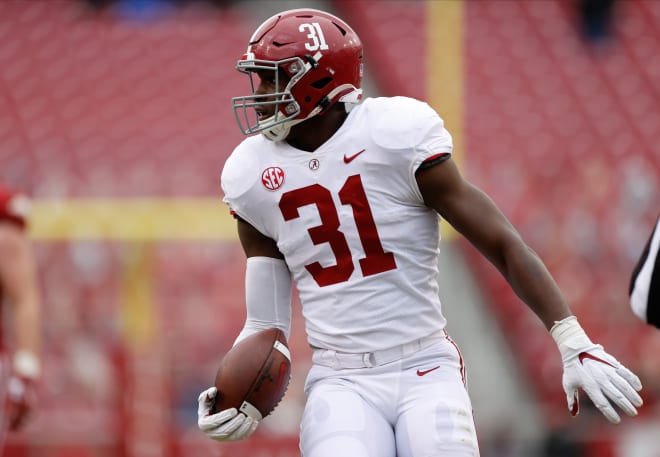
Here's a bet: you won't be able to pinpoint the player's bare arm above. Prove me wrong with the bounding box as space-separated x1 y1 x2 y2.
237 217 284 259
417 157 643 423
0 224 40 357
415 157 571 330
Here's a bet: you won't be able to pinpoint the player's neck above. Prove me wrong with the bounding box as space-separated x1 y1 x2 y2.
286 106 348 152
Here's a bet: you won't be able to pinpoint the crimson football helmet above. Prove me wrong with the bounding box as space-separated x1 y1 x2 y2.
232 9 363 141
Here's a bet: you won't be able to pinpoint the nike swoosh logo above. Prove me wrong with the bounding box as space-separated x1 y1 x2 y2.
578 352 614 368
416 366 440 376
343 149 365 164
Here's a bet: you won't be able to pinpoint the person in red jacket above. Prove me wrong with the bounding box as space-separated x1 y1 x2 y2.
0 183 41 446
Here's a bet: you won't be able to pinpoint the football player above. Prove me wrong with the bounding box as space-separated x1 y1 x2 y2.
0 183 41 444
630 214 660 328
197 9 643 456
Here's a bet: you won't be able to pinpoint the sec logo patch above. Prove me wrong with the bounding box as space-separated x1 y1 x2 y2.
262 167 285 191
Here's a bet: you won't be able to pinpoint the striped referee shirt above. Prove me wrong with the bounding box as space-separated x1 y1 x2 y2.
630 215 660 328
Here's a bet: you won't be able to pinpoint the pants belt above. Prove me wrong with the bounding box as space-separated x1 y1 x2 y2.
312 330 446 369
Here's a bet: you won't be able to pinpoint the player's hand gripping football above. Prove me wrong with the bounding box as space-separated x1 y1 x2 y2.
551 316 643 423
197 387 259 441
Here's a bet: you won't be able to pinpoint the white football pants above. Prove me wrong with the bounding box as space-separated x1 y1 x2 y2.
300 331 480 457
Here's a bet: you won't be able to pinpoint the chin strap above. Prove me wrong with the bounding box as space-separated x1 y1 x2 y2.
262 85 363 142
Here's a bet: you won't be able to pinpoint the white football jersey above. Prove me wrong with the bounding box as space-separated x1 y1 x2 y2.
221 96 454 353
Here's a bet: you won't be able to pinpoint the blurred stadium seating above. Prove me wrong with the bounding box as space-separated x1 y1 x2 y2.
1 0 658 456
463 0 660 421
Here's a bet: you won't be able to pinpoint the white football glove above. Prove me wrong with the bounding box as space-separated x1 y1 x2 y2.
197 387 259 441
551 316 643 424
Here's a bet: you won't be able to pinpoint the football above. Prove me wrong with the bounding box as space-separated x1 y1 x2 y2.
212 328 291 420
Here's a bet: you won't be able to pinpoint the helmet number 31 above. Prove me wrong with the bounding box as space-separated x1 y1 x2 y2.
299 22 329 51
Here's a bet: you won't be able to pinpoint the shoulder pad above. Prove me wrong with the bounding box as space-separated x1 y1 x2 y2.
221 136 264 202
366 97 443 150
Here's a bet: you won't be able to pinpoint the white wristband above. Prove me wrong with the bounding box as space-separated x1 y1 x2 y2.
13 349 40 379
550 316 594 357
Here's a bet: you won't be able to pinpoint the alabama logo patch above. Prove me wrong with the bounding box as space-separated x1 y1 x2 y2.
261 166 285 191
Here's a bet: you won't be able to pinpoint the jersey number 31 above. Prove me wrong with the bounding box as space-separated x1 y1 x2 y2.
279 174 397 287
